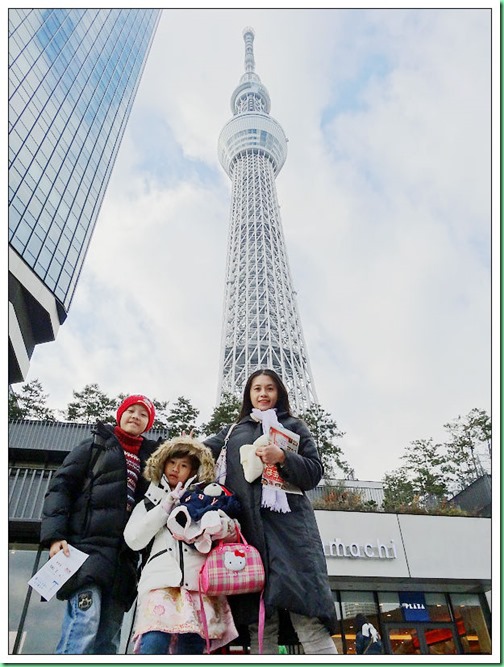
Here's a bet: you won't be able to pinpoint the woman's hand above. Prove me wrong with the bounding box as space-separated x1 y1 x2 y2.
255 443 286 466
49 539 70 558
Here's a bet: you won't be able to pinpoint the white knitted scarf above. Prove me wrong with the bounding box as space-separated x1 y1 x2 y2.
251 408 291 513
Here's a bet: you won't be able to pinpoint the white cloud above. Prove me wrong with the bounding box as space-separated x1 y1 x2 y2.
23 7 494 481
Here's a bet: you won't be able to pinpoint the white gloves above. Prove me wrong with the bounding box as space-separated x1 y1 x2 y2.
161 474 197 514
240 434 268 482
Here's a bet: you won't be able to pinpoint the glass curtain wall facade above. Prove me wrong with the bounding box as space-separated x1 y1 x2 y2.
8 9 160 383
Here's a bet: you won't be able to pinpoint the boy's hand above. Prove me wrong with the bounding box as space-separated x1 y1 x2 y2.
49 539 70 558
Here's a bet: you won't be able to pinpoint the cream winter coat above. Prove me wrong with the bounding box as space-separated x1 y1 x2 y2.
124 474 207 598
124 436 233 601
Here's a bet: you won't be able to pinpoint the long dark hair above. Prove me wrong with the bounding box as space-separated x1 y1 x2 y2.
355 614 368 633
237 368 292 421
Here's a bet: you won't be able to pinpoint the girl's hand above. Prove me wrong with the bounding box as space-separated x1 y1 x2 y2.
161 482 184 513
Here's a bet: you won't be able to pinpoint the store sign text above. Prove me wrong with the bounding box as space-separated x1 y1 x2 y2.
323 538 397 560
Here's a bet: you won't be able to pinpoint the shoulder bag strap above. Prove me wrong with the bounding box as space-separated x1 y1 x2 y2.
82 432 107 494
257 590 265 654
224 422 237 444
199 577 211 654
215 423 237 485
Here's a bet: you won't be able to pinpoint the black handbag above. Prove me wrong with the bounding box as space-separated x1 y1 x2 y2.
363 635 384 654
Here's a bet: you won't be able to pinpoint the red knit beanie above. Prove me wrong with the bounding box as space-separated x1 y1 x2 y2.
116 395 156 432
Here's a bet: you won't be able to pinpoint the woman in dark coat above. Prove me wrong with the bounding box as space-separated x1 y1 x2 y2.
355 613 384 654
204 369 337 655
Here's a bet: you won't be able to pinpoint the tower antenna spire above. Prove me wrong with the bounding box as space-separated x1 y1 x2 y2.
243 26 255 73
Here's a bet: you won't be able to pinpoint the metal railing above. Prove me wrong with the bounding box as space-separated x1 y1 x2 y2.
306 480 384 508
9 467 54 520
8 466 386 522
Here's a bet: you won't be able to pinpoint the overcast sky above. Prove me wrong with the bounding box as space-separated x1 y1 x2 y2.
21 5 496 482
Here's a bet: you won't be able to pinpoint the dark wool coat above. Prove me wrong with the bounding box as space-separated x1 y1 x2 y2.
204 412 338 634
40 422 160 610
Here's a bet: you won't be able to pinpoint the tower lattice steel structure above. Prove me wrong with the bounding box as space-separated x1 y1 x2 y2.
217 27 317 414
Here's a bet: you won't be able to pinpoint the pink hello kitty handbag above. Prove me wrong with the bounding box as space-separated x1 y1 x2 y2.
198 527 265 653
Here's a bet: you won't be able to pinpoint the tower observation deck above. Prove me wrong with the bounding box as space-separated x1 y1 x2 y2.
217 27 317 413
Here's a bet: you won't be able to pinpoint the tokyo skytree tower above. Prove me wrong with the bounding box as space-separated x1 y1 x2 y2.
217 27 317 413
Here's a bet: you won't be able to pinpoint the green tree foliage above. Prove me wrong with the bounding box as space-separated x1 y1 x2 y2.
65 383 117 424
382 467 416 512
166 396 200 438
201 391 241 436
402 438 450 499
150 399 170 430
8 379 56 421
382 408 491 512
382 439 449 513
299 403 351 479
443 408 491 493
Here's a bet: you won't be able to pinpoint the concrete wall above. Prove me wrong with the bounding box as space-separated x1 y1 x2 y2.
315 510 491 586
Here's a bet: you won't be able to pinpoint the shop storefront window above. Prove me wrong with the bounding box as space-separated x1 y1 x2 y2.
331 592 343 654
9 546 65 654
20 578 66 654
450 593 491 655
387 626 421 655
339 591 378 655
9 545 136 655
424 593 451 622
9 547 37 652
378 591 403 622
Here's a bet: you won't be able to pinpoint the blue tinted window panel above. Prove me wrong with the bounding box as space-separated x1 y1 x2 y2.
9 9 160 305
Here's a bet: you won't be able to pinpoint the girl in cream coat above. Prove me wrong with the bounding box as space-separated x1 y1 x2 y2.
124 436 238 654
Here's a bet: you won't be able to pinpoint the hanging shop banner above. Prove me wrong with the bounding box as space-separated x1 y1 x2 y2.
399 591 430 622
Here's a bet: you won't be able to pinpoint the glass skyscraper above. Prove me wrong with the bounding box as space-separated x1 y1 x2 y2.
8 9 161 383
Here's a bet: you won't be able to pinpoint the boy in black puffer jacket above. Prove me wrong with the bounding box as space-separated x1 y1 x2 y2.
40 395 161 654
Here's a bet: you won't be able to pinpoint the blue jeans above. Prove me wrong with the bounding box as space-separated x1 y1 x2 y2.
138 630 205 654
56 584 124 654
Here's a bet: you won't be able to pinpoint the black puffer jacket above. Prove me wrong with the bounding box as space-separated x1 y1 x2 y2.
204 412 337 634
40 422 160 610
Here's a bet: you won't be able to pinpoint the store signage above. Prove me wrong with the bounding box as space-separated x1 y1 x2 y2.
323 538 397 560
399 592 430 622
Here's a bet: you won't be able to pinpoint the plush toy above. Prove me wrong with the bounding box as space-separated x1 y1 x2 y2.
166 482 241 553
240 434 268 483
177 482 240 521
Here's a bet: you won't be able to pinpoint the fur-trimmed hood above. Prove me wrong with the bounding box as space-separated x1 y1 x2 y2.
143 436 215 485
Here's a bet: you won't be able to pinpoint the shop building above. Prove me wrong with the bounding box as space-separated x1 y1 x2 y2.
8 420 492 656
317 510 491 655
